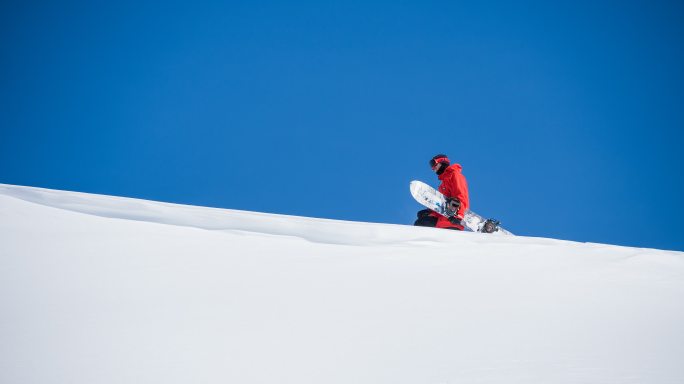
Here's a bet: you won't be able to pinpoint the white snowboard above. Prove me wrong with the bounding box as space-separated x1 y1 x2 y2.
410 180 513 235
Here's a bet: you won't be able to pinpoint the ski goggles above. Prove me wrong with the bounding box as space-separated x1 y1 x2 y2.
429 156 449 167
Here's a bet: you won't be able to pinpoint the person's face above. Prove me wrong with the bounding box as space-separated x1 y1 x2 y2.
431 162 442 173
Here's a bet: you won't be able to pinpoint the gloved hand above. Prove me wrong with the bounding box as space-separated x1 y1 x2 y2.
445 197 460 215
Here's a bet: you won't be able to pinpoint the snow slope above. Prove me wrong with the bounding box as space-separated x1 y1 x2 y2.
1 183 683 384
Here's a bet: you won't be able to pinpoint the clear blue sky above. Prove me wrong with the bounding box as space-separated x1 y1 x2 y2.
2 0 683 251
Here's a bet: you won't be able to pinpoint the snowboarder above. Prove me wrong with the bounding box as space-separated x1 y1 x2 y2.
414 154 470 230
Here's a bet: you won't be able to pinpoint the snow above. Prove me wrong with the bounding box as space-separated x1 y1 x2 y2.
1 183 683 384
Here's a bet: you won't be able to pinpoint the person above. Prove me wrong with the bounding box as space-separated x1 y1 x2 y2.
414 154 470 230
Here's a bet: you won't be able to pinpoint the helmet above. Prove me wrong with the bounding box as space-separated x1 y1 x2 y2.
429 154 450 168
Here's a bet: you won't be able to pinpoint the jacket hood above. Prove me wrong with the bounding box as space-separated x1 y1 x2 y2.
438 163 462 180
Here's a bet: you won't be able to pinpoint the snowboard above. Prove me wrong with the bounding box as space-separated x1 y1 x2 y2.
410 180 513 235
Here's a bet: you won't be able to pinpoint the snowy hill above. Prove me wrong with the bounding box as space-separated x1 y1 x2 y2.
1 183 683 384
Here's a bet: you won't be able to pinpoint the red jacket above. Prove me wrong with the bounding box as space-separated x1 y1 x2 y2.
433 163 470 229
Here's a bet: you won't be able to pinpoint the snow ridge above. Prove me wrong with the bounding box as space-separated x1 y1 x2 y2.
0 183 526 247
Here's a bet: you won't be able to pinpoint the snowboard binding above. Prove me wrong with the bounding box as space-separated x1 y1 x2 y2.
481 218 501 234
444 197 461 217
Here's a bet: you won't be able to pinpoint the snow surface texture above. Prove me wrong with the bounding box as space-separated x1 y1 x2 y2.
1 183 683 384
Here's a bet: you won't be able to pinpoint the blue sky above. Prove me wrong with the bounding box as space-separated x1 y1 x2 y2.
2 0 683 251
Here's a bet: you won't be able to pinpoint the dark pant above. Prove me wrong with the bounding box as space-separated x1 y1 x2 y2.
414 209 437 227
414 209 463 230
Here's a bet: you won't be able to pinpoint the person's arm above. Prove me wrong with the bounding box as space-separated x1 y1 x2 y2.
452 173 469 219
